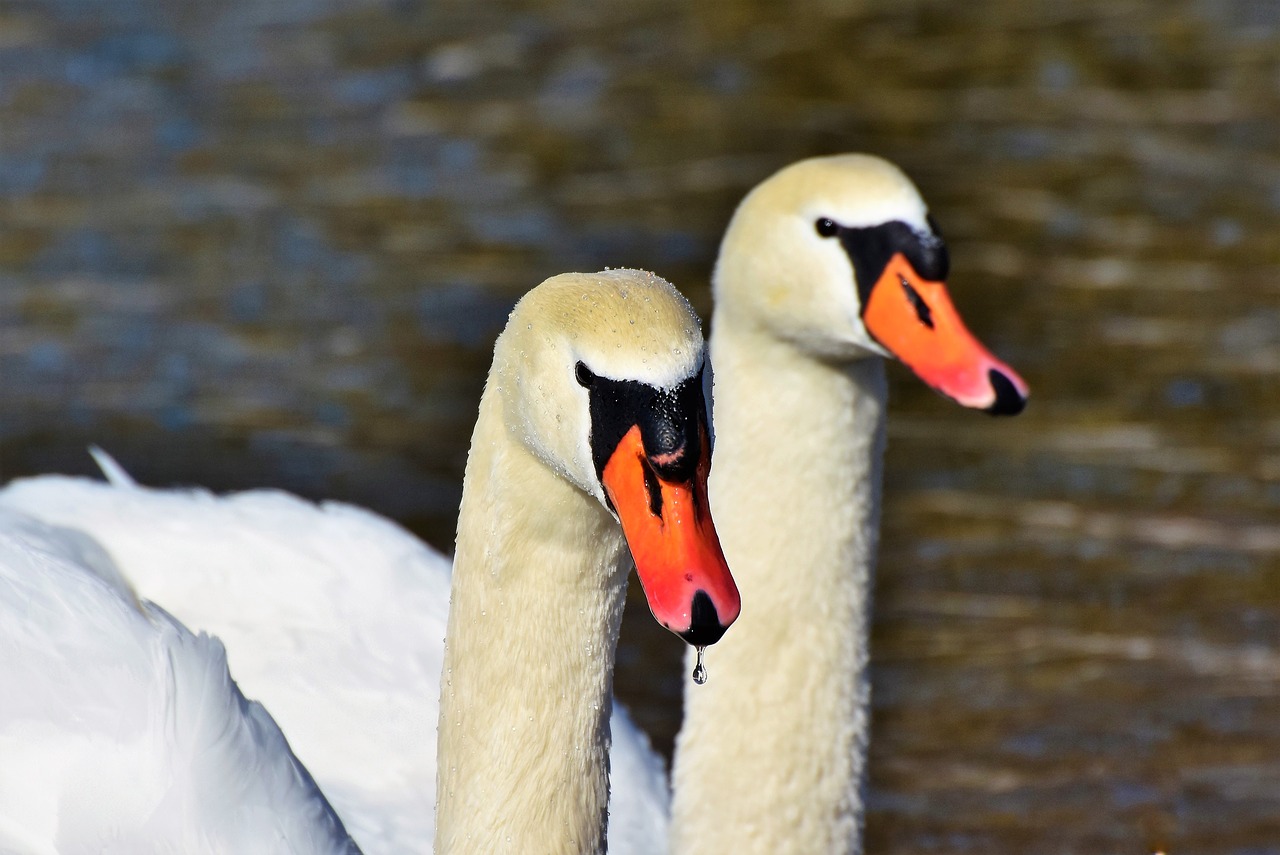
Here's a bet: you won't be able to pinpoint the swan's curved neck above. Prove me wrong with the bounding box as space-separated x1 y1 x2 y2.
672 322 886 855
435 384 628 855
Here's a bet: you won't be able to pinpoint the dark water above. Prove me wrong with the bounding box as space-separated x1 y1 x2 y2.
2 1 1279 851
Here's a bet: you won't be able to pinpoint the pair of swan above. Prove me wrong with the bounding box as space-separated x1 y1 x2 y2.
0 155 1026 853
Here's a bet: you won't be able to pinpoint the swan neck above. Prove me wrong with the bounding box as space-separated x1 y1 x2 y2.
435 384 627 855
672 321 887 854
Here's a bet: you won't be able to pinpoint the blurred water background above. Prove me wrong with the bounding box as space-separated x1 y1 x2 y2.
2 1 1279 851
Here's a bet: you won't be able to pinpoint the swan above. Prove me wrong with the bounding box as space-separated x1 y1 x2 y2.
0 268 742 854
432 269 738 852
670 154 1029 854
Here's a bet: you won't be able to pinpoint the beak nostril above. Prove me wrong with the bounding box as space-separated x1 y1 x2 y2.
640 459 663 518
899 276 934 329
986 369 1027 416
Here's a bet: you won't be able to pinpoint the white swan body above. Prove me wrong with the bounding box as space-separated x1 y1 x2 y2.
1 268 738 854
0 472 667 853
0 508 358 854
671 155 1028 854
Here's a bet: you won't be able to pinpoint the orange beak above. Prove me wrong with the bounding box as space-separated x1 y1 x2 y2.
862 253 1028 414
601 424 740 646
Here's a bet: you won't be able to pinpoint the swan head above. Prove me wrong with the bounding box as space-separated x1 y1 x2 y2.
493 269 741 646
715 153 1028 414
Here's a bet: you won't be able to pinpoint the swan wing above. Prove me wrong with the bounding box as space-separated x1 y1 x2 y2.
0 509 357 855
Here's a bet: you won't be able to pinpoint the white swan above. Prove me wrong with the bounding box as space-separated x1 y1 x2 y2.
432 269 738 852
670 154 1028 854
0 269 741 854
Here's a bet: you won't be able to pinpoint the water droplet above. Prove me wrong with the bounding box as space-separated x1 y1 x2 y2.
692 645 708 684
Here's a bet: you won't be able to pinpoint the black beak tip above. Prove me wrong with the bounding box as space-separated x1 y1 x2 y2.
985 368 1027 417
677 589 729 647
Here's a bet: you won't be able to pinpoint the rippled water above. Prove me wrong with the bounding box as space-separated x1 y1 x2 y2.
2 1 1279 850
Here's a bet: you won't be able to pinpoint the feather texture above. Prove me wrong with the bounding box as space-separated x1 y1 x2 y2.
0 509 357 855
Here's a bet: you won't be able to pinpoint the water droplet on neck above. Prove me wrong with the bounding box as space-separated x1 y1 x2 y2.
692 645 708 685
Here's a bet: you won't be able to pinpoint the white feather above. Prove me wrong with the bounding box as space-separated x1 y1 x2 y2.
0 509 357 855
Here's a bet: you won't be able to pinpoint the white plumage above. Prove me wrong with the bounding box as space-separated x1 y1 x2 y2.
0 467 669 853
0 508 357 854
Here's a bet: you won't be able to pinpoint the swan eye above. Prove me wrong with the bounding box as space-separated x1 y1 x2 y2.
575 361 596 388
815 218 839 238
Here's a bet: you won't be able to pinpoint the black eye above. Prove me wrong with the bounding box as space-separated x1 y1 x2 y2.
815 218 839 238
575 361 595 388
